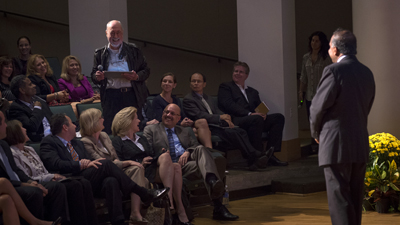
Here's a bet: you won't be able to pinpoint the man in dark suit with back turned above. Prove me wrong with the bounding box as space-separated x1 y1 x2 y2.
183 73 271 170
0 111 67 224
40 113 169 225
8 75 53 142
218 62 287 166
143 104 239 221
310 29 375 225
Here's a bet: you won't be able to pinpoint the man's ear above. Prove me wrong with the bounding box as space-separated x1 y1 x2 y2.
334 47 340 56
203 82 207 89
19 87 25 95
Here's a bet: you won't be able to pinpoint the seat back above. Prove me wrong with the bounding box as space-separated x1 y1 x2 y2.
76 102 103 117
45 57 62 80
50 105 77 123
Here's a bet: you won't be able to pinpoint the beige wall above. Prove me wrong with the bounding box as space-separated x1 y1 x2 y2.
353 0 400 138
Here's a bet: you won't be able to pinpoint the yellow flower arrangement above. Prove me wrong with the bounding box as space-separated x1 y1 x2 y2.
368 133 400 168
365 133 400 205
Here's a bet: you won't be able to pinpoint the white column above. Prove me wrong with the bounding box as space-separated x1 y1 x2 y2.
237 0 299 161
353 0 400 137
68 0 128 77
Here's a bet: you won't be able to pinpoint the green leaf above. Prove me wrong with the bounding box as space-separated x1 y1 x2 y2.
381 171 387 180
389 183 400 191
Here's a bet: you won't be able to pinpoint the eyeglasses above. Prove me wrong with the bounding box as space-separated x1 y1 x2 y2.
163 110 180 116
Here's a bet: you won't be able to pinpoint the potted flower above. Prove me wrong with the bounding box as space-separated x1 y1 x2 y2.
365 158 400 212
365 132 400 213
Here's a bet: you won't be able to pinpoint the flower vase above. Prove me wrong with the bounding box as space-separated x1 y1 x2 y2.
376 198 390 213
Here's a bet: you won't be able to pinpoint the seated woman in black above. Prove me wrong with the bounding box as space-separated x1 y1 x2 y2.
112 106 192 225
152 72 212 148
26 54 68 105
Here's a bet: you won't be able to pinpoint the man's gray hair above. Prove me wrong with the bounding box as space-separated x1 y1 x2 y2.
106 20 123 30
331 28 357 55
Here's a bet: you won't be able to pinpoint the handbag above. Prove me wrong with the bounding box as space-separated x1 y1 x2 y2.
145 183 167 225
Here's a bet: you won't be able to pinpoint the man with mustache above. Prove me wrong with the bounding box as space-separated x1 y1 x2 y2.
143 104 239 221
91 20 150 134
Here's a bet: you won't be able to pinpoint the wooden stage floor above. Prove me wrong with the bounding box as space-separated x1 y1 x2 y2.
192 191 400 224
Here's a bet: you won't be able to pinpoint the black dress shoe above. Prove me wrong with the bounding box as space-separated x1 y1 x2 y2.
268 155 288 166
143 187 170 206
207 178 224 199
213 205 239 221
52 217 62 225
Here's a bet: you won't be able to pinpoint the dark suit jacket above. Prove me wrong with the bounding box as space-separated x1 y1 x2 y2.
28 74 60 101
183 91 223 125
218 81 262 118
0 140 31 186
112 134 157 182
310 55 375 166
40 135 93 174
143 123 199 157
8 97 53 142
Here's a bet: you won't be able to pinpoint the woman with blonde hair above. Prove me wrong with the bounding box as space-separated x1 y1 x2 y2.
80 108 149 225
0 178 61 225
58 55 99 102
26 54 68 104
112 106 192 225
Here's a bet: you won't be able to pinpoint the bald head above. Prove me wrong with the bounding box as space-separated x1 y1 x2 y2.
106 20 124 50
162 104 181 128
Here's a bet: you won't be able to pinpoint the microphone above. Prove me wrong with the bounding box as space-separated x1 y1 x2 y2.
97 65 103 72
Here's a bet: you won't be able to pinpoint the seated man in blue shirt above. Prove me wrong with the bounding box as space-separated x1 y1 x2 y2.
143 104 239 221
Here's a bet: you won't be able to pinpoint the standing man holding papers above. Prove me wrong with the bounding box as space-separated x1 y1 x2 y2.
310 29 375 225
218 62 287 166
91 20 150 133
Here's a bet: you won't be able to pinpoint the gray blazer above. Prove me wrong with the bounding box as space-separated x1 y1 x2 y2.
310 55 375 166
10 145 54 182
183 91 223 125
143 123 199 156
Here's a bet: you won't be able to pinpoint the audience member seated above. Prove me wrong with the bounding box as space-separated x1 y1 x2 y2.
79 108 149 224
0 56 16 101
143 103 239 221
218 61 287 166
0 111 67 224
183 73 272 170
5 120 98 225
0 178 60 225
152 72 212 148
13 36 32 76
26 54 68 105
39 113 170 225
112 106 192 225
8 75 53 142
58 55 100 102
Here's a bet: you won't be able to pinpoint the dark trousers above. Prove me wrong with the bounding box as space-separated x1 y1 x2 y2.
15 186 43 225
103 88 139 134
77 160 148 225
324 163 366 225
62 179 98 225
233 113 285 153
15 181 67 224
211 126 259 164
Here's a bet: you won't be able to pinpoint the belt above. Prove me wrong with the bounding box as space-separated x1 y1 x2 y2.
119 87 132 92
106 87 133 93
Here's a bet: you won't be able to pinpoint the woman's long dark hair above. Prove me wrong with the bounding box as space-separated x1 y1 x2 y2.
308 31 329 60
